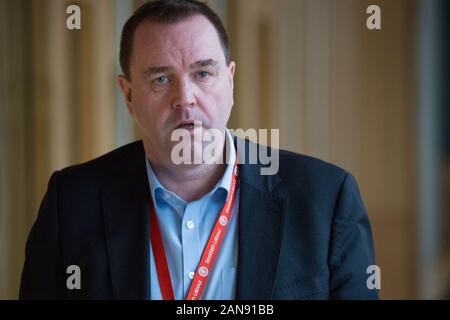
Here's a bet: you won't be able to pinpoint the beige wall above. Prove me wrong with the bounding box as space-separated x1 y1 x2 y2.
0 0 118 298
227 0 419 298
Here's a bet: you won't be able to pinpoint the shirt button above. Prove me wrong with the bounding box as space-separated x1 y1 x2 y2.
186 220 195 229
188 272 195 280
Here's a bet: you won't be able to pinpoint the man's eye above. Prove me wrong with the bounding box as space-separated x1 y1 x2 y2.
196 71 211 80
153 76 169 85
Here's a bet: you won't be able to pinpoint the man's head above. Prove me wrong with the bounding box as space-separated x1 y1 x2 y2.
120 0 231 80
118 0 236 167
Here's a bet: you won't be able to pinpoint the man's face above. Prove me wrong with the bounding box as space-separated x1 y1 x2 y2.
118 15 235 165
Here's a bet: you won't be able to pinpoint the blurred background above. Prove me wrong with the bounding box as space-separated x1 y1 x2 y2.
0 0 449 299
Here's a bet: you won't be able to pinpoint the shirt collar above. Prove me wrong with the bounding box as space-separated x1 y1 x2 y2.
145 128 237 204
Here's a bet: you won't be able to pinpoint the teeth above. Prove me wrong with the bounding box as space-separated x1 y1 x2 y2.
178 124 194 129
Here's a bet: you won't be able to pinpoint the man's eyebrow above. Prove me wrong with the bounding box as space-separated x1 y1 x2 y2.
142 66 173 77
190 59 219 69
142 59 219 77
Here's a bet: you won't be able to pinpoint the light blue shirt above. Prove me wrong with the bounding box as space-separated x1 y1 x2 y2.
146 129 239 300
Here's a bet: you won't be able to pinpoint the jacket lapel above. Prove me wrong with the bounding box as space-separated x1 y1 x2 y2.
235 138 286 299
102 143 151 299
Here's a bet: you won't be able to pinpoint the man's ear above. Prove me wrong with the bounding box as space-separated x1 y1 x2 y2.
228 61 236 90
117 75 133 115
228 61 236 106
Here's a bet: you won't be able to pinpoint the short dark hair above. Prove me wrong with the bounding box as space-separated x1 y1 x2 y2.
120 0 230 79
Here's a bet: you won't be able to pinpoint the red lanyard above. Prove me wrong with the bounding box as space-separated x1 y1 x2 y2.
150 161 240 300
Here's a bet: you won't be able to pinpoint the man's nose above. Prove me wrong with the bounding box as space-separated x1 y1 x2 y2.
172 79 196 109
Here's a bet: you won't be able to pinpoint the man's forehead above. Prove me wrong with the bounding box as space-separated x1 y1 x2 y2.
132 15 224 60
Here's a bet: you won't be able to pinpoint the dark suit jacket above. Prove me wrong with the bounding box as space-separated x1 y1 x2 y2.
19 138 379 299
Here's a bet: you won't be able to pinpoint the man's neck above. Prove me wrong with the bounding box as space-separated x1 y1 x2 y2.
152 162 227 203
144 139 228 203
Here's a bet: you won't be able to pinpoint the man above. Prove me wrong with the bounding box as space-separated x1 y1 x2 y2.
20 0 378 300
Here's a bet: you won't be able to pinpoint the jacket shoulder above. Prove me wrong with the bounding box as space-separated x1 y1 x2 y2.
268 147 354 206
235 136 349 191
57 140 144 185
278 148 348 184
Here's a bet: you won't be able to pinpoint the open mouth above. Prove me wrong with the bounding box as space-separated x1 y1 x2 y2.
176 123 195 130
175 120 199 131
